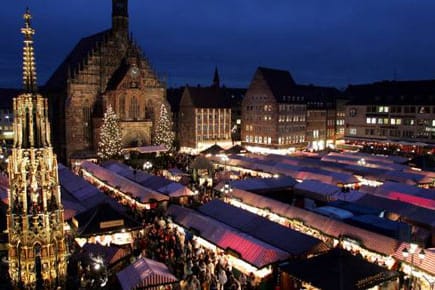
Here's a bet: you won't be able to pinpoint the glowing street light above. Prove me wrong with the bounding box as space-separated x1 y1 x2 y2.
143 161 152 172
221 181 233 199
401 243 425 289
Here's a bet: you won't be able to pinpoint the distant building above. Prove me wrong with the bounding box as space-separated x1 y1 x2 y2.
344 80 435 153
241 67 341 154
44 0 169 162
178 70 233 153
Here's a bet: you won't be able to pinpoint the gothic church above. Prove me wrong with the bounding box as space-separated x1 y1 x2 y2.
45 0 169 162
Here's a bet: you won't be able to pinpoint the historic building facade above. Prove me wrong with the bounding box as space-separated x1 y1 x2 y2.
344 81 435 153
45 0 168 162
7 10 68 289
178 71 233 152
241 67 340 154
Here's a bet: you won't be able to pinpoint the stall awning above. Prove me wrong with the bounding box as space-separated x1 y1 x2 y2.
168 205 290 268
80 161 169 203
280 248 399 290
74 202 141 236
117 257 178 290
198 200 326 256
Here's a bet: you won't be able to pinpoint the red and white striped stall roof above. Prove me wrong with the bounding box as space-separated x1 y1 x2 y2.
117 257 178 290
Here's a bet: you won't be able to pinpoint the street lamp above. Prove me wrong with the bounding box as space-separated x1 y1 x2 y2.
221 181 233 200
357 158 366 166
143 161 152 173
402 243 425 289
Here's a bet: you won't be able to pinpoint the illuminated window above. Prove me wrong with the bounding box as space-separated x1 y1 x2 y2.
349 128 357 135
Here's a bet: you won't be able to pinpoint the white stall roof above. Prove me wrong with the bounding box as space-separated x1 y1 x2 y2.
80 161 169 203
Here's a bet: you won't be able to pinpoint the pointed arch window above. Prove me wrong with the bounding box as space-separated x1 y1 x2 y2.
130 96 139 120
145 100 153 120
119 95 126 119
82 106 91 142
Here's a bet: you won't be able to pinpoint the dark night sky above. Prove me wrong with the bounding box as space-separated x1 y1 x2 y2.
1 0 435 89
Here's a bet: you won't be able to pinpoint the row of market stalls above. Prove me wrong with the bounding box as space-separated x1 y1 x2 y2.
167 200 400 289
101 161 196 203
217 186 435 289
79 161 170 209
60 163 180 290
209 151 434 188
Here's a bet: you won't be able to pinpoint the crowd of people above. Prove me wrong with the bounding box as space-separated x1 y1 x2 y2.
133 216 259 290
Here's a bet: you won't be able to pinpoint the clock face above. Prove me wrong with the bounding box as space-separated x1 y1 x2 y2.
130 67 139 78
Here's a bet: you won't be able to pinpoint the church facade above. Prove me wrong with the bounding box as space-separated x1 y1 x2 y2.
45 0 168 162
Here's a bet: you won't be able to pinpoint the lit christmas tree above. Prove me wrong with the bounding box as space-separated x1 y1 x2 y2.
97 104 123 160
153 103 175 150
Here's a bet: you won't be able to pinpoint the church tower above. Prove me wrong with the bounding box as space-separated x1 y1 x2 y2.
7 9 68 289
112 0 129 39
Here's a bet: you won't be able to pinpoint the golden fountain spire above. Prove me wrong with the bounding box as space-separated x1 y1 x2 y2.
21 8 37 93
7 9 68 289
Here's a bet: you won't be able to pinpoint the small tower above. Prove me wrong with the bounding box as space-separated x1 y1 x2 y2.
7 9 68 289
112 0 129 39
212 67 220 88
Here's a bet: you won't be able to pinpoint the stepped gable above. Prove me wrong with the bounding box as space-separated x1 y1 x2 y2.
46 30 110 89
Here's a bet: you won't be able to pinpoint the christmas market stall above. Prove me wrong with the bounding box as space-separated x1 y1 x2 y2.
370 181 435 210
167 205 290 279
102 161 196 204
279 248 399 290
198 200 328 258
116 257 178 290
79 161 169 209
72 202 142 247
221 188 400 268
58 164 114 212
293 179 341 203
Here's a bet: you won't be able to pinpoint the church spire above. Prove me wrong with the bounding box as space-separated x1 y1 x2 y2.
212 66 220 88
21 8 37 93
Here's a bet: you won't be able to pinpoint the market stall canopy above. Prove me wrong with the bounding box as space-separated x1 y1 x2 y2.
216 176 297 193
355 195 435 228
223 144 248 155
121 145 168 154
168 205 290 268
73 202 141 237
294 180 341 202
229 188 400 256
80 161 169 203
199 200 327 256
280 248 399 290
373 181 435 210
58 164 113 211
80 243 129 266
200 144 224 155
117 257 178 290
102 161 195 198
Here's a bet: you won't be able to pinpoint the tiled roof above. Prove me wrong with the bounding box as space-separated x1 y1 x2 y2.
184 85 232 108
45 30 110 90
345 80 435 105
256 67 296 98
